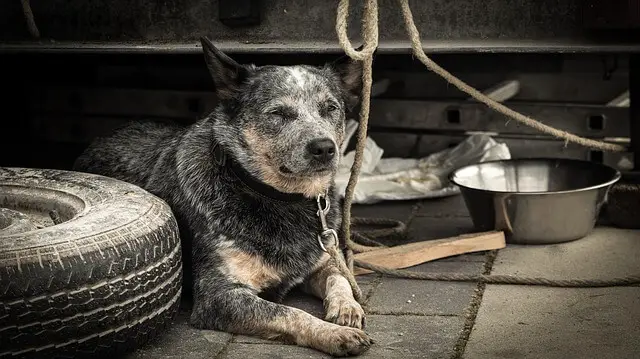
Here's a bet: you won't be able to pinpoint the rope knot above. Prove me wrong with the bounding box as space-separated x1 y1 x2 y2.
336 0 379 61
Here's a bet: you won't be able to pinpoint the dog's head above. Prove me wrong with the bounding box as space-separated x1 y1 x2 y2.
201 37 363 198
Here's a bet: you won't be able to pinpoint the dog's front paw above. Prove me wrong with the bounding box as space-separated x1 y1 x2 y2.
313 324 372 357
325 295 366 329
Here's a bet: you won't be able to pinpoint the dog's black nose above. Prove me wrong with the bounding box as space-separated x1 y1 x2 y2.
307 138 336 162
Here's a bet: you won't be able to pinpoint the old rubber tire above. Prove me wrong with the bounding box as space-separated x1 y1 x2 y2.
0 167 182 359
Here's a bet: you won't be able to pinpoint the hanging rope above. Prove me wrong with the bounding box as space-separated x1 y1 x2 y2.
354 259 640 287
335 0 638 295
20 0 40 38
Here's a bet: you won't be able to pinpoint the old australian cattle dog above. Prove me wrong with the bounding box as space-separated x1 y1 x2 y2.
73 37 372 356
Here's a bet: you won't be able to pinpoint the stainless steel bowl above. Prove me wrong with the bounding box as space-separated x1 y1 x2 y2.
449 158 621 244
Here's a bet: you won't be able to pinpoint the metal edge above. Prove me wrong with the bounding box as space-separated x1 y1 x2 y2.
2 40 640 55
448 157 623 196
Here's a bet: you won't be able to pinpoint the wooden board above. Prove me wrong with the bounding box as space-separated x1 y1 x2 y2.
353 231 506 276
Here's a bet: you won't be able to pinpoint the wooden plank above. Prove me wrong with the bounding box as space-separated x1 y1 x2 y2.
353 231 506 276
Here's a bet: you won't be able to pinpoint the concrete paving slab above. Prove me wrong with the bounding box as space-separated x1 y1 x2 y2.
126 307 231 359
491 226 640 280
222 343 330 359
407 216 475 242
417 195 471 218
463 286 640 359
351 200 419 222
438 252 488 263
366 261 483 315
281 288 325 318
360 315 464 359
356 272 381 287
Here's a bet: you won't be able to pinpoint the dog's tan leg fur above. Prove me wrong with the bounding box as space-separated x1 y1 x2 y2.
261 307 370 356
304 254 365 329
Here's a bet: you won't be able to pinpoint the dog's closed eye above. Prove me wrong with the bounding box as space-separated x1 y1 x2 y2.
267 106 297 120
268 109 285 117
320 101 340 116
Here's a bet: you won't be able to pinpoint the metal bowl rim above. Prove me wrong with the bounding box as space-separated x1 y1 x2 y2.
448 157 622 195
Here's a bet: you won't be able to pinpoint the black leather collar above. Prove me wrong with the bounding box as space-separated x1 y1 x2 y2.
212 140 309 203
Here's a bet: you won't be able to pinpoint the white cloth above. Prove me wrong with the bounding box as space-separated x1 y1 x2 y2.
335 120 511 204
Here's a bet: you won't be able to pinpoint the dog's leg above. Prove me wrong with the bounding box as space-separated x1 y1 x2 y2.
190 284 371 356
304 254 366 329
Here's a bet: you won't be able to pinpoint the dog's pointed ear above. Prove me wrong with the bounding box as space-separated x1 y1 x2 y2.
328 45 372 111
200 36 254 100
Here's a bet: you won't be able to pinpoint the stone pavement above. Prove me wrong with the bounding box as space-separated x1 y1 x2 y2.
462 226 640 359
126 195 640 359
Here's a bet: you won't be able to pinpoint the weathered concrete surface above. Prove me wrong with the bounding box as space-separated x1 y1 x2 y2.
463 286 640 359
126 307 231 359
358 315 465 359
366 261 483 316
222 343 330 359
352 200 420 222
414 195 472 218
462 226 640 358
407 216 476 242
491 226 640 280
